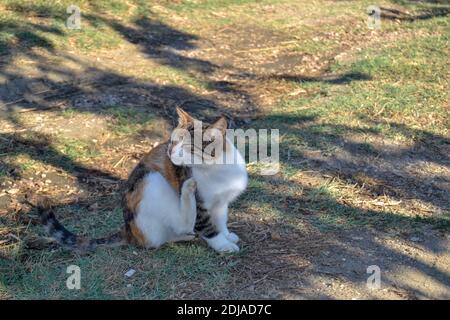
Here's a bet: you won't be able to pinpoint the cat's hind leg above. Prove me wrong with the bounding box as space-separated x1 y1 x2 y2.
169 234 196 243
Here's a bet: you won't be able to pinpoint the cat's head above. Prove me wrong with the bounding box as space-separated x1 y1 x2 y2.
168 107 227 166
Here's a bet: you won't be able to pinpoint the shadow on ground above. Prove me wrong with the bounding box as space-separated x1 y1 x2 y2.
385 1 450 21
0 3 449 299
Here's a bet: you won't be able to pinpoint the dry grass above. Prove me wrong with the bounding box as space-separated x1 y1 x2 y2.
1 0 449 299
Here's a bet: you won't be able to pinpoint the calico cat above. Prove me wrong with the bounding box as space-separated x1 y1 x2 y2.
38 107 248 253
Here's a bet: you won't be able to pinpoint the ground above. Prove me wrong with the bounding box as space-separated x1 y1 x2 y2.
0 0 449 299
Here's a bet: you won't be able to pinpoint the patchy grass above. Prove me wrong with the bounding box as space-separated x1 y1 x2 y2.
0 243 234 299
104 105 157 136
55 137 99 161
1 0 449 299
268 33 449 153
0 204 234 299
246 11 450 234
0 0 147 54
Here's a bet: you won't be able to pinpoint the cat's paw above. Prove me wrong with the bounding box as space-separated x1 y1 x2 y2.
226 232 240 244
206 234 239 253
215 241 239 253
181 178 197 195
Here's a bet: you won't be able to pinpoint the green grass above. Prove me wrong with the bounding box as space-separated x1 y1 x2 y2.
55 137 99 161
243 170 450 235
103 105 157 136
246 11 450 232
1 0 449 300
0 166 8 178
167 0 281 12
0 200 236 299
271 32 449 150
0 244 234 299
0 204 234 299
0 0 145 54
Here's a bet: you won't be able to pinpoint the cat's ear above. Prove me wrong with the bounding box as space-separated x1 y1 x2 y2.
208 116 227 134
176 107 194 126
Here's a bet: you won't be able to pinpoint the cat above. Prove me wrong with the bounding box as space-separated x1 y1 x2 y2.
38 107 248 253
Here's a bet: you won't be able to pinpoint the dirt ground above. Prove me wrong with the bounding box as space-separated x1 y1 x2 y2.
0 0 449 299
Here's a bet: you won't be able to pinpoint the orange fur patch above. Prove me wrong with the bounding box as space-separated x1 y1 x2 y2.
129 221 147 246
125 181 145 213
141 143 182 192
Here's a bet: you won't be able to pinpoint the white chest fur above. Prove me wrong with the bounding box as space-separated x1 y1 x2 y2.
192 140 248 208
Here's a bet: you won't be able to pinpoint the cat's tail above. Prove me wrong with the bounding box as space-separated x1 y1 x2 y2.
37 197 127 253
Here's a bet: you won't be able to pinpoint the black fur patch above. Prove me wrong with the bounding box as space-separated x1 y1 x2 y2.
175 165 192 194
194 198 218 238
122 162 148 228
38 199 123 252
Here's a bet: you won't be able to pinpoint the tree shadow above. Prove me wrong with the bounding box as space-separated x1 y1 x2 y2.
96 15 216 73
0 17 252 129
230 170 449 299
266 72 371 85
260 112 450 214
383 1 450 21
1 7 373 123
1 1 448 299
0 131 122 190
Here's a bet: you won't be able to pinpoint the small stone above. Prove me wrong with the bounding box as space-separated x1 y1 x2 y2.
41 173 46 178
6 188 19 194
88 203 99 211
124 269 136 277
270 232 282 241
410 236 421 242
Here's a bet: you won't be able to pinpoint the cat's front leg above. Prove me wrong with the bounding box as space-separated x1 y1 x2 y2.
196 203 239 253
174 177 197 236
211 203 239 244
